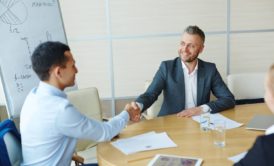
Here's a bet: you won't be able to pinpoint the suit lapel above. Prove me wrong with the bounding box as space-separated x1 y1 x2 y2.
197 60 205 106
175 58 185 108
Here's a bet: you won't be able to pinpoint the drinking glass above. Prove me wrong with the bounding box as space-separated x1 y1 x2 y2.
200 112 211 131
213 120 226 147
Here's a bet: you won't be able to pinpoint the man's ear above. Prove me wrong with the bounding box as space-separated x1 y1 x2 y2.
199 44 205 54
51 66 62 79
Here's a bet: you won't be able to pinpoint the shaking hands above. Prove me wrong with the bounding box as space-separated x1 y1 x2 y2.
125 102 142 122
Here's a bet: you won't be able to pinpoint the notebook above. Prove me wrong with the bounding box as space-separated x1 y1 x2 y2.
246 115 274 131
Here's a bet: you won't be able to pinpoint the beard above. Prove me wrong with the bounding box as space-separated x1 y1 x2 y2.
185 54 199 62
178 50 199 63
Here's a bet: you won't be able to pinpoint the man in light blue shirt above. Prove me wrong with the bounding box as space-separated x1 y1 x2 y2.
20 41 140 166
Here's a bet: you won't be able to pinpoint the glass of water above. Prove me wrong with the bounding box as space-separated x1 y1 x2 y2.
213 120 226 147
200 112 211 131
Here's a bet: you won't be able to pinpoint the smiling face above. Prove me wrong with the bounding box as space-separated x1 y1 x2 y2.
58 51 78 89
178 33 204 64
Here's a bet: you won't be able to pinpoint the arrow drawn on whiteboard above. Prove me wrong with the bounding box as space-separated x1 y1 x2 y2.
0 0 28 25
21 37 32 57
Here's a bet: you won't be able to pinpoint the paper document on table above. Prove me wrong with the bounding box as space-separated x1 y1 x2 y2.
192 113 243 130
111 131 177 155
228 151 247 163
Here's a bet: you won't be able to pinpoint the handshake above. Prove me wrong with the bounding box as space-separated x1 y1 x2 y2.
125 102 142 122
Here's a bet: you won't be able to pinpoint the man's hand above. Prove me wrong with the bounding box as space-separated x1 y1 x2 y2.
72 153 84 165
125 102 141 122
176 107 203 118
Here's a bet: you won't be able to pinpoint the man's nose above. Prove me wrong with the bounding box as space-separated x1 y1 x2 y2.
182 45 189 52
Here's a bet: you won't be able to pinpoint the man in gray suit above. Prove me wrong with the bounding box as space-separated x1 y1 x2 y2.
130 25 235 117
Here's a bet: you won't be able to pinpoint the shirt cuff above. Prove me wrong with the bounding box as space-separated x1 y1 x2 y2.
200 104 211 113
136 102 143 110
120 110 130 122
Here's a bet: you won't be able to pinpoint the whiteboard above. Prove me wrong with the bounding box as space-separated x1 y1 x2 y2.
0 0 67 118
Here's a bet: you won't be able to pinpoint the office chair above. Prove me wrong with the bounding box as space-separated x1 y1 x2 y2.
141 80 163 120
66 87 102 164
0 119 22 166
0 117 92 166
227 73 265 104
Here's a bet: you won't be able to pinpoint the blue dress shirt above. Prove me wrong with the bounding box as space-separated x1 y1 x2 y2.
20 82 129 166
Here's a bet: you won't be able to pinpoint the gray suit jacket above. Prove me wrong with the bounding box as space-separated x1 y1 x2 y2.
136 57 235 116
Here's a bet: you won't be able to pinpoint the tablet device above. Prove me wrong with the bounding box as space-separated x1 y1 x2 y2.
246 115 274 131
148 154 203 166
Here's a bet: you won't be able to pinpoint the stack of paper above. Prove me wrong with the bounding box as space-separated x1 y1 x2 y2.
111 131 177 155
192 113 243 130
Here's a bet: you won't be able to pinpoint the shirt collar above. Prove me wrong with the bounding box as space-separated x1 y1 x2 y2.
36 81 67 98
181 60 198 75
265 124 274 135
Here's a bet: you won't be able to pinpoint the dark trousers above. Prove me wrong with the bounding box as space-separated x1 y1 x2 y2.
82 164 98 166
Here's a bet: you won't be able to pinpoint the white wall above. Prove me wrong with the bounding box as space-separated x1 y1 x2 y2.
54 0 274 114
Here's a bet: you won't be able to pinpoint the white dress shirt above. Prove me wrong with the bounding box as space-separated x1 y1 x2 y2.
181 61 211 112
181 61 198 109
266 124 274 135
20 81 129 166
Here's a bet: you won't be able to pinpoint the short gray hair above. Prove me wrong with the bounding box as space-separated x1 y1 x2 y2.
184 25 205 43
